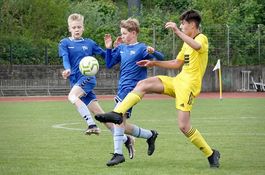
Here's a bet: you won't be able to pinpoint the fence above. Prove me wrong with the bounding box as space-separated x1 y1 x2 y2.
0 65 120 96
0 79 70 96
0 25 265 66
0 78 118 96
0 65 264 96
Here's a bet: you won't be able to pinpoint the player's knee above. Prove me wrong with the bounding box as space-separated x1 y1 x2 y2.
135 80 147 91
178 125 189 134
68 94 78 104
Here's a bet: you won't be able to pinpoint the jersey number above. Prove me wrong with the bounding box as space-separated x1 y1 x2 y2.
184 54 190 65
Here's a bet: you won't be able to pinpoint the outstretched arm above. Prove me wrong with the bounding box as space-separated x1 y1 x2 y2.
137 59 184 69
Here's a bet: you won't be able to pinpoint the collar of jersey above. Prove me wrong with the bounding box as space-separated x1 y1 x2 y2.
128 42 139 46
69 37 85 42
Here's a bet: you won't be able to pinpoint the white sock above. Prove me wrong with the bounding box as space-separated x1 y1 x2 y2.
114 127 125 155
110 126 127 143
131 125 152 139
77 102 95 126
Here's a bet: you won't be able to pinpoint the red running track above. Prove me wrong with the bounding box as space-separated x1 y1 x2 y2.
0 92 264 102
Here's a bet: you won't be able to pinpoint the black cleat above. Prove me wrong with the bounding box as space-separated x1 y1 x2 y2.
146 130 158 156
208 149 220 168
95 111 123 124
124 135 135 159
106 153 125 166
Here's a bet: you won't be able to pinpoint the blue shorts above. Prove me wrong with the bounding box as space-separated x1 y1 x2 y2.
69 73 97 106
115 88 133 118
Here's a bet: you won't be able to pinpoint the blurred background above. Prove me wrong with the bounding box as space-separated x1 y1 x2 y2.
0 0 265 95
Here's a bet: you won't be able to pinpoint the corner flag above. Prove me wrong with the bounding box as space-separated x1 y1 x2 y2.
213 59 220 71
212 59 222 99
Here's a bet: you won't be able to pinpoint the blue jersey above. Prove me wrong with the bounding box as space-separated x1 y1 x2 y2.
105 42 164 99
58 37 105 77
58 37 105 105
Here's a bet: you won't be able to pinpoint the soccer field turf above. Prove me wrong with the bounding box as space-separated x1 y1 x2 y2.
0 98 265 175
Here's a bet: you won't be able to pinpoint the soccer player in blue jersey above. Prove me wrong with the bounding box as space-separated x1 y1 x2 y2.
96 10 220 168
97 18 164 166
58 13 135 158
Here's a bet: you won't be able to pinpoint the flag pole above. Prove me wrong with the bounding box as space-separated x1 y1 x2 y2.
218 65 222 100
212 59 222 100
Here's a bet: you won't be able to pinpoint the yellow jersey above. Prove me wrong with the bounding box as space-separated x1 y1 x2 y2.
176 33 208 96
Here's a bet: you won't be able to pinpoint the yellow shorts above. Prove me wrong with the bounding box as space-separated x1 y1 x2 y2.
157 75 197 112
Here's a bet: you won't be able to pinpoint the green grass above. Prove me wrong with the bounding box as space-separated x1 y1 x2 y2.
0 98 265 175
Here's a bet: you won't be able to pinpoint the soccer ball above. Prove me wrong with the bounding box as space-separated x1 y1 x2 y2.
79 56 99 76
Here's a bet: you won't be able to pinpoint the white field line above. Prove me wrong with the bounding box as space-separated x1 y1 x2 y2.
52 119 265 136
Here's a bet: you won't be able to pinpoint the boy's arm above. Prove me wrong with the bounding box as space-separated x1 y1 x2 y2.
137 59 184 69
147 46 164 60
105 48 121 68
58 40 71 79
61 56 71 70
104 34 121 68
113 36 122 48
144 46 164 60
92 42 106 58
165 22 201 50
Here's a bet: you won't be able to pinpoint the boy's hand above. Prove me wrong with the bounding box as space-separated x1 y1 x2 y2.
165 22 180 33
104 34 113 49
114 36 122 47
147 46 155 54
137 60 155 67
62 69 71 79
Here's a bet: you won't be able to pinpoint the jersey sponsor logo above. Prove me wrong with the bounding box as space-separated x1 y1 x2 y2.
68 46 74 49
184 54 189 65
82 46 88 51
130 50 136 55
187 92 194 105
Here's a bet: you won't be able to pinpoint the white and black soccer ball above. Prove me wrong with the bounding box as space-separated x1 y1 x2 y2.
79 56 99 76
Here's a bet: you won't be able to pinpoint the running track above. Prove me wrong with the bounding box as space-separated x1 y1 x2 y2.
0 92 264 102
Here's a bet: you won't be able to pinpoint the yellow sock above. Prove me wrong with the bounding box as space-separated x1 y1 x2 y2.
114 92 142 115
186 127 213 157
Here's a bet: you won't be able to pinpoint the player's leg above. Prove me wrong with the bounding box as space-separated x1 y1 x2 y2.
71 76 102 135
178 110 220 168
115 76 164 114
68 85 100 135
125 122 158 156
88 100 135 160
175 87 220 168
106 116 127 166
88 100 113 131
95 76 164 124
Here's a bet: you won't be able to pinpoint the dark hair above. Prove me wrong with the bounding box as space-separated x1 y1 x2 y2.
179 10 201 28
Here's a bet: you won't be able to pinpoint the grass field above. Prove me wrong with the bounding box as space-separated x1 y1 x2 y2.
0 97 265 175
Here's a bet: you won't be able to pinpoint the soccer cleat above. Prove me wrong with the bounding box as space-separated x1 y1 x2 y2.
146 130 158 156
124 135 135 159
85 124 100 135
106 153 125 166
95 111 123 124
208 149 220 168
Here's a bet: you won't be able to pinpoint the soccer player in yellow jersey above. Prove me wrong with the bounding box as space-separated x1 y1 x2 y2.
95 9 220 168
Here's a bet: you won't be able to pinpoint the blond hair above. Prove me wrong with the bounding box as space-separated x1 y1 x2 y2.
120 18 140 34
67 13 84 26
